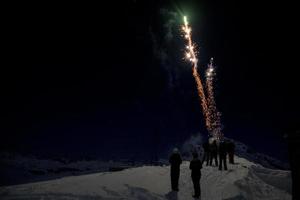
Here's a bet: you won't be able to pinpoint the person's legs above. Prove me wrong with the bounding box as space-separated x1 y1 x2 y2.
171 175 179 190
195 178 200 197
192 177 200 198
192 178 196 196
228 152 233 164
231 153 234 164
202 152 206 165
171 174 175 190
206 152 210 166
215 153 218 166
224 155 228 170
218 154 222 170
171 169 179 190
175 173 179 190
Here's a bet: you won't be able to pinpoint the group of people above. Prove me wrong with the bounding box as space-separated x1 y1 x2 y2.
202 138 236 170
169 138 235 199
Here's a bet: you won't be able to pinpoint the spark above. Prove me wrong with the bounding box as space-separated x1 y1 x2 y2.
205 58 223 140
181 17 223 140
181 16 213 133
186 28 191 34
184 16 188 26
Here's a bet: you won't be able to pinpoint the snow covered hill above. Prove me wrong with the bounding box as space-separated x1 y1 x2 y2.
0 156 292 200
0 138 289 187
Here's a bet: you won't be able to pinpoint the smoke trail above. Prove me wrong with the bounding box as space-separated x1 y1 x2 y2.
205 58 223 139
181 133 203 159
181 16 212 134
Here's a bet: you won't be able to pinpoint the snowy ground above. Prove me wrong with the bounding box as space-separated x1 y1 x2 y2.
0 156 292 200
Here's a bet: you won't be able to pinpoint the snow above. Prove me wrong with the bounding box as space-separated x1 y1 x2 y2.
0 156 292 200
0 152 136 186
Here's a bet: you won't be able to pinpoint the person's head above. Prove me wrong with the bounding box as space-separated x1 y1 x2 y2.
173 148 179 154
192 152 198 158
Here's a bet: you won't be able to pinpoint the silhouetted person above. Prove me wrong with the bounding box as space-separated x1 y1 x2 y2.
169 148 182 191
209 140 218 166
202 141 210 166
218 140 227 170
227 140 235 164
190 152 202 199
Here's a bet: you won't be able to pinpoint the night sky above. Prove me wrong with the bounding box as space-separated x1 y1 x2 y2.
2 1 298 161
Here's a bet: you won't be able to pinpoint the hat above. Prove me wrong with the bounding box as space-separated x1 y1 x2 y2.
173 148 179 153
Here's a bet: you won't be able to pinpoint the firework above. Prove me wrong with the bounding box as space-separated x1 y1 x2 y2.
205 58 223 139
181 16 213 133
192 66 212 132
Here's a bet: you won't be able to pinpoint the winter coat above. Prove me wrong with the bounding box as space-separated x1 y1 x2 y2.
189 158 202 179
169 153 182 170
203 142 210 152
218 141 227 155
210 141 218 153
227 142 235 153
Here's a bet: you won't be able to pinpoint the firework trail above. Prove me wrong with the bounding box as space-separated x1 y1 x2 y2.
206 58 223 139
192 67 212 132
181 16 213 133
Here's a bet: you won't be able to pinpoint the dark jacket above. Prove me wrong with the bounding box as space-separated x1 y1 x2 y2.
227 141 235 153
203 142 210 152
210 141 218 153
169 153 182 169
189 158 202 178
218 141 227 155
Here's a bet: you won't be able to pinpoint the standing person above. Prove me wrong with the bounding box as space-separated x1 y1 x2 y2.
190 152 202 199
202 140 210 166
227 140 235 164
209 140 218 166
169 148 182 191
218 140 228 170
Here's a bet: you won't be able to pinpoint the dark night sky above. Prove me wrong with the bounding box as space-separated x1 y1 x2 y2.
1 1 298 161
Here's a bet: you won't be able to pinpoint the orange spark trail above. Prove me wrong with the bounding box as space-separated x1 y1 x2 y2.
192 66 212 132
182 16 212 134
